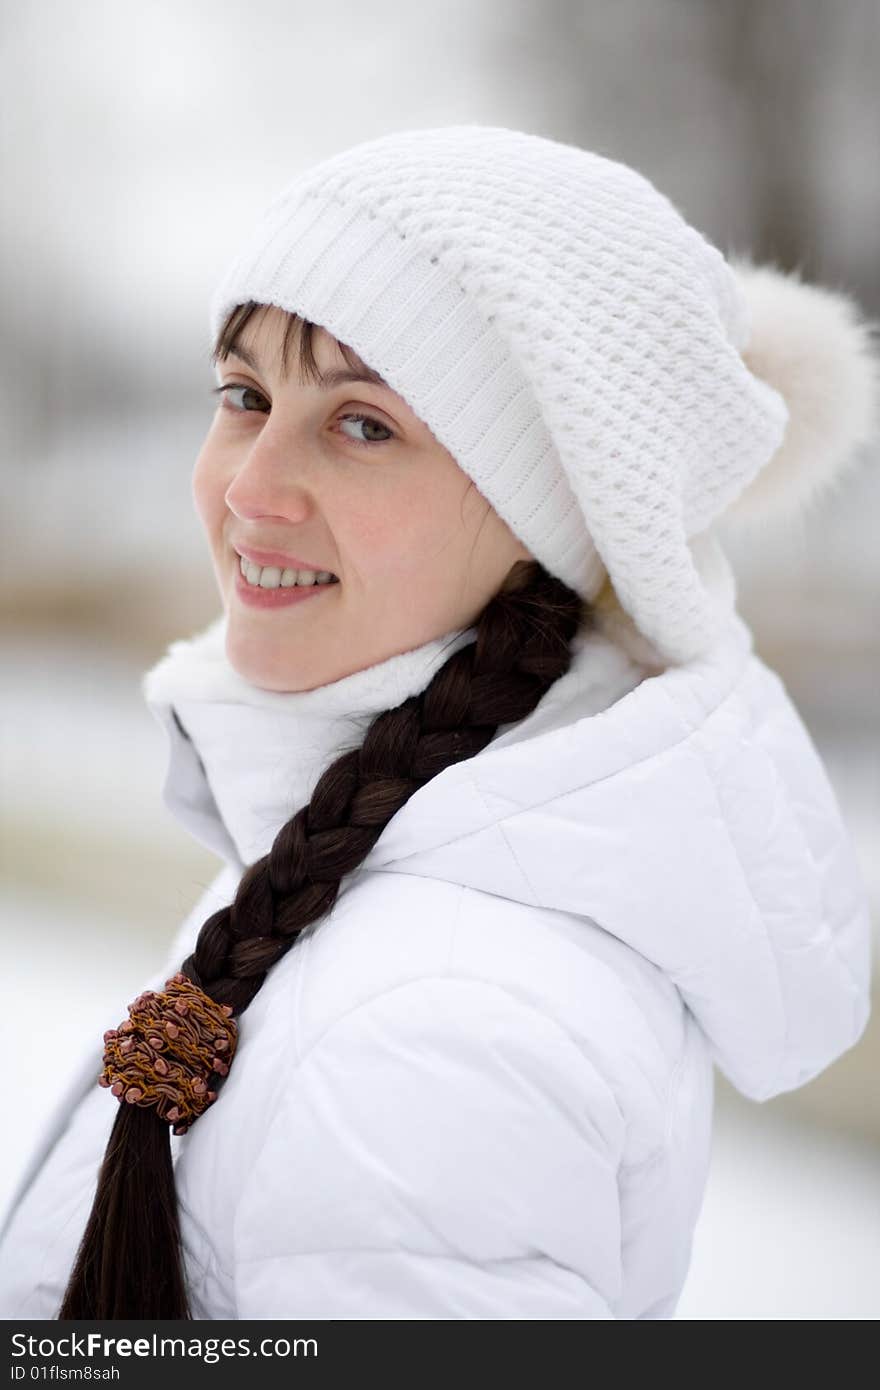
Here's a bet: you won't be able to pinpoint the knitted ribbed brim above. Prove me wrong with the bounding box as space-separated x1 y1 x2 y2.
209 125 789 665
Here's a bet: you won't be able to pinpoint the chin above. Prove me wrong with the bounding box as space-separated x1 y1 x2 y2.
224 626 274 685
223 630 314 693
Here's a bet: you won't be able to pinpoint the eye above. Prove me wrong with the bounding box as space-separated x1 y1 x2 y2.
337 413 395 446
211 383 270 414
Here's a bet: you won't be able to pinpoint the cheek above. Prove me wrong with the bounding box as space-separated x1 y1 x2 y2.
348 475 463 578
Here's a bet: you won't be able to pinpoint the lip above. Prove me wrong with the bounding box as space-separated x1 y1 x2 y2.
234 568 336 609
233 543 337 576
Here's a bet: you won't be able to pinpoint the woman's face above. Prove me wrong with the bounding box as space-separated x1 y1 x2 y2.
193 305 532 691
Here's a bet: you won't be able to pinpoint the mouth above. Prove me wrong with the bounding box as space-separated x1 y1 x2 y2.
233 545 340 592
233 564 339 610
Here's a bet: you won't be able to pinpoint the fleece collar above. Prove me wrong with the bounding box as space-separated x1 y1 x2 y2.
142 602 652 869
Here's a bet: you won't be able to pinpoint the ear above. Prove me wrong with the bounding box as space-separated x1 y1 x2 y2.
722 257 880 527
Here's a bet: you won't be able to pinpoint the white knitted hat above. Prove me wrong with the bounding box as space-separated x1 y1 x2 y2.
209 125 879 665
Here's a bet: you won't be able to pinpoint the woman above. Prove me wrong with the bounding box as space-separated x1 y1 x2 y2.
0 125 874 1320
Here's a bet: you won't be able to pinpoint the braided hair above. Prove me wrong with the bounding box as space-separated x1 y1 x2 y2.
58 307 593 1319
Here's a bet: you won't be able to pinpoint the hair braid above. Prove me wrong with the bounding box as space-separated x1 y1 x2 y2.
58 315 595 1322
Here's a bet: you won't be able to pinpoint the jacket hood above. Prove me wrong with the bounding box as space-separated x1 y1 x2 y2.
144 608 871 1106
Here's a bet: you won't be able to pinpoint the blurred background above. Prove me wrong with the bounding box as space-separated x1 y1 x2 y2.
1 0 877 1318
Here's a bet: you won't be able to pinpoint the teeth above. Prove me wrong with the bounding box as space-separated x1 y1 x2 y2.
239 555 337 590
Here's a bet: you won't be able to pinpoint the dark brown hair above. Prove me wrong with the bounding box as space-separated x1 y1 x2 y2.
58 303 592 1319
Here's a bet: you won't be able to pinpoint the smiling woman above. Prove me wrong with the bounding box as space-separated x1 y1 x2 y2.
1 125 873 1324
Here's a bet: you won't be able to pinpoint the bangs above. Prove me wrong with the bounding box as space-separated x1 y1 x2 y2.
211 301 372 386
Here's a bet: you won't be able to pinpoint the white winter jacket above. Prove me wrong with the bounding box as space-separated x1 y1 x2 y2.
0 606 871 1320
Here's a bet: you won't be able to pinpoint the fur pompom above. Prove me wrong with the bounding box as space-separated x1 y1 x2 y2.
723 257 880 526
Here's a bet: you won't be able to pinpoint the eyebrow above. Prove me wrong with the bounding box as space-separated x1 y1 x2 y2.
225 341 390 390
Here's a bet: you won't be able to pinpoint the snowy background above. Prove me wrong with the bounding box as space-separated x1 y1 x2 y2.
1 0 878 1318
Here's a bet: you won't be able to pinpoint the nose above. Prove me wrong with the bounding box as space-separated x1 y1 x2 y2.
224 422 315 524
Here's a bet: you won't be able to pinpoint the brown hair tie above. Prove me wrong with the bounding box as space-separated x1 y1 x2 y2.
98 973 238 1135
